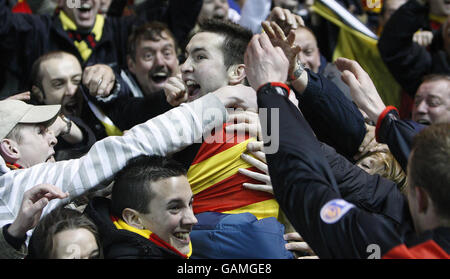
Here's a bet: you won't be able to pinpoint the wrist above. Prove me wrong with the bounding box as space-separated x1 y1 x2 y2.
257 82 290 97
59 115 72 136
289 60 305 82
6 222 26 239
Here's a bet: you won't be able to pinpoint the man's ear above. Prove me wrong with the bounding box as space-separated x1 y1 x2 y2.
227 64 246 85
122 208 144 229
0 139 20 164
31 85 45 104
127 55 136 75
415 186 429 214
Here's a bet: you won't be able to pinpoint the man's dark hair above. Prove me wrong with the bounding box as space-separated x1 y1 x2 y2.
110 155 187 217
421 73 450 84
127 21 178 61
197 19 253 69
409 123 450 219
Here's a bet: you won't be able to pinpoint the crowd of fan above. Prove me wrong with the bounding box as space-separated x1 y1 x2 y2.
0 0 448 259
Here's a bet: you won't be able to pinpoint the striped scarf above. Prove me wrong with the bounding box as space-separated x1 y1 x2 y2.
5 162 23 170
59 11 105 62
111 215 192 259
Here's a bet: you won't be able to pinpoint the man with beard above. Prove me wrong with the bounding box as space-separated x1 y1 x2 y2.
0 0 202 94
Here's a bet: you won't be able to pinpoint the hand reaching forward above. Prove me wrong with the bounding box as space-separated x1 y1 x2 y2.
245 32 290 91
83 64 116 97
334 57 386 123
7 184 69 239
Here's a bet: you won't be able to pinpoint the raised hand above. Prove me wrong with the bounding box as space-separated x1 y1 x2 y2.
244 33 290 90
83 64 116 97
164 75 188 107
334 57 386 123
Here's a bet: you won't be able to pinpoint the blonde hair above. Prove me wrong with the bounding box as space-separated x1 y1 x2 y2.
357 149 408 193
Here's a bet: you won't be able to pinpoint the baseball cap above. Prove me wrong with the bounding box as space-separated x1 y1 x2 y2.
0 100 61 140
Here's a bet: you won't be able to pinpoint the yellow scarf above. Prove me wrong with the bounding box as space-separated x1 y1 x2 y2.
59 11 105 61
112 217 193 258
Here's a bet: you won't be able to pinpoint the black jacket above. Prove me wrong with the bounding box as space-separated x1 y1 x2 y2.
378 0 450 97
375 107 426 172
258 83 450 258
84 197 184 259
0 0 201 90
294 70 366 160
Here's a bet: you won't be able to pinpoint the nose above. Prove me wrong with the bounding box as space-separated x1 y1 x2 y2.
180 57 193 74
47 129 58 146
65 82 78 98
154 51 165 67
182 208 198 227
415 99 428 114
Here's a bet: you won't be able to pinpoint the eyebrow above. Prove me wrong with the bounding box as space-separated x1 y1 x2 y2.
167 195 194 205
186 47 208 56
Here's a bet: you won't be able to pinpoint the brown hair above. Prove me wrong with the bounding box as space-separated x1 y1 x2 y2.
197 19 253 69
409 123 450 219
127 21 177 62
28 205 103 259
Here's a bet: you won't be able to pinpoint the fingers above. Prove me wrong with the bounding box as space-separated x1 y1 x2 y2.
340 69 360 92
298 256 319 259
6 91 31 101
164 76 188 106
250 151 266 164
285 241 311 252
284 232 303 242
238 167 271 184
241 153 268 173
26 183 69 203
272 21 287 41
83 65 116 97
247 141 264 152
242 183 274 194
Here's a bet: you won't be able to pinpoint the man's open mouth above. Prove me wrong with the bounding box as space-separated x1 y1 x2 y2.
77 2 93 19
173 231 190 243
185 80 201 98
150 71 169 84
416 119 431 125
64 101 79 116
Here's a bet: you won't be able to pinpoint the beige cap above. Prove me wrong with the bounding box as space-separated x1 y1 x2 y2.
0 100 61 140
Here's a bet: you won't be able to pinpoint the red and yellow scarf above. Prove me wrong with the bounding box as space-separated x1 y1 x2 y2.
110 215 192 259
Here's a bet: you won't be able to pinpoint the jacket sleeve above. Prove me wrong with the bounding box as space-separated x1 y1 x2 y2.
0 224 27 259
377 0 431 97
0 93 227 237
258 85 408 258
375 107 425 172
293 70 366 160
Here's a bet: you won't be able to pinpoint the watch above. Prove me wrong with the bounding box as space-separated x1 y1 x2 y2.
289 61 305 81
59 115 72 136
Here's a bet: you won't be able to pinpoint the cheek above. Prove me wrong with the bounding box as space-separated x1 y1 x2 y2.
45 90 65 105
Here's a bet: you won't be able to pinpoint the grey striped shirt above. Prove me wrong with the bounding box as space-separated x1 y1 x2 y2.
0 94 227 238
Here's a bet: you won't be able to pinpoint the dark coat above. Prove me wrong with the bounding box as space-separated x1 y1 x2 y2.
0 0 201 90
378 0 450 97
84 197 183 259
257 84 450 259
